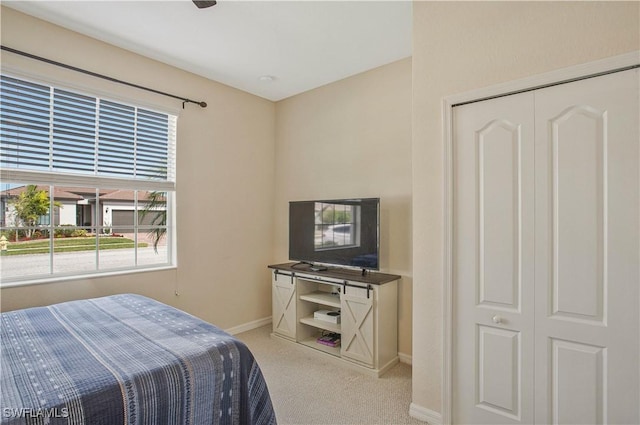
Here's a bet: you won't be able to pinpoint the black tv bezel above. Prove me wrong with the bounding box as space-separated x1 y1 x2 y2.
288 197 380 271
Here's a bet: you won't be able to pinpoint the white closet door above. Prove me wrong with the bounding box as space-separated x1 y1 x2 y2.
453 68 639 424
533 69 639 425
453 93 536 424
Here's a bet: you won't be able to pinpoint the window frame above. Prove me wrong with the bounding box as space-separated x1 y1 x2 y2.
0 71 178 287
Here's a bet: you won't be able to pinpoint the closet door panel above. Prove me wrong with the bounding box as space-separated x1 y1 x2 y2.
534 68 639 424
478 119 521 310
550 339 606 425
550 107 605 322
452 92 535 425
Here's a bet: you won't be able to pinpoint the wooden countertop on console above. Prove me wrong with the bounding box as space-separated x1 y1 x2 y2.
268 262 401 285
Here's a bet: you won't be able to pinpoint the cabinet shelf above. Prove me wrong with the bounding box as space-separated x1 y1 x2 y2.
299 316 341 333
299 337 341 356
299 291 341 308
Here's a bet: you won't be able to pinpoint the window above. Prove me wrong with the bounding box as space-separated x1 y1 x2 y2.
314 201 360 249
0 75 177 285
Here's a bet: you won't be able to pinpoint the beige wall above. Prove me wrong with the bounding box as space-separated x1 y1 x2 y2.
0 7 277 330
274 58 413 356
412 0 640 416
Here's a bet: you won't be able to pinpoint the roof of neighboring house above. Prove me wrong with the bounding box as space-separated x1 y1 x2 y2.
0 186 163 202
0 185 84 200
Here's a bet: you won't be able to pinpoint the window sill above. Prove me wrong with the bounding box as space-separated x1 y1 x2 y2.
0 265 177 289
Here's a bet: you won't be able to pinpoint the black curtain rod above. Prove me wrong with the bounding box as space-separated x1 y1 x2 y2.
1 45 207 108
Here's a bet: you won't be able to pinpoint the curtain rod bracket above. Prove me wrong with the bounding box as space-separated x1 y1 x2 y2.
1 45 208 109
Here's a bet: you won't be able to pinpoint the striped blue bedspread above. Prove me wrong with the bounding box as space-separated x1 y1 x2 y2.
0 294 277 425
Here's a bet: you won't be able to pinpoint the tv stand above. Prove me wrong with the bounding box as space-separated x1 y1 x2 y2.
269 262 400 377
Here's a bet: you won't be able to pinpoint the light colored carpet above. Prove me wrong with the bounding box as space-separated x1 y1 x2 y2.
235 325 425 425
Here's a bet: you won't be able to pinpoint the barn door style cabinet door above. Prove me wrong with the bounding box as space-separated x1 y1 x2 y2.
272 270 296 339
340 284 375 366
269 263 399 377
452 68 639 424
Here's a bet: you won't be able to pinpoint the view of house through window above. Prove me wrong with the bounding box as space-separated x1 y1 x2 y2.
0 75 176 284
314 201 360 249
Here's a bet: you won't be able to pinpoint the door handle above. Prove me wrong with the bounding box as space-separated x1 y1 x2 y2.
492 315 503 324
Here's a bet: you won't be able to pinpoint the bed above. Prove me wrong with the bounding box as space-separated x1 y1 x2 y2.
0 294 277 425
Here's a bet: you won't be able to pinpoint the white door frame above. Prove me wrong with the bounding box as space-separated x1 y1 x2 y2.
441 51 640 425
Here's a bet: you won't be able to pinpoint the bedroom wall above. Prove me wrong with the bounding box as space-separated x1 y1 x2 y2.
0 7 277 331
411 0 640 418
273 58 413 358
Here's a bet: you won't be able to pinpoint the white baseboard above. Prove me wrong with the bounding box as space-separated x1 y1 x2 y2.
409 403 442 425
225 316 271 335
398 352 412 365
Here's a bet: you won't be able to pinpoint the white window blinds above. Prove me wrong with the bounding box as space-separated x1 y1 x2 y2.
0 75 176 187
0 76 50 170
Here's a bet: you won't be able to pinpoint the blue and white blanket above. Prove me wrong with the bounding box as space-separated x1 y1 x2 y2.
0 294 277 425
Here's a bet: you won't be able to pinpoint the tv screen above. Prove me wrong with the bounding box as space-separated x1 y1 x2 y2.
289 198 380 270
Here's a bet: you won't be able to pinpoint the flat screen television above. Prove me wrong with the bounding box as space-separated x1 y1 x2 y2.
289 198 380 271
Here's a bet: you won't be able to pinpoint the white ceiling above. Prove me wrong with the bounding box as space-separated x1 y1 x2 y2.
5 0 413 101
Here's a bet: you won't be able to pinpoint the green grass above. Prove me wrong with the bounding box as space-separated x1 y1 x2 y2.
0 237 148 256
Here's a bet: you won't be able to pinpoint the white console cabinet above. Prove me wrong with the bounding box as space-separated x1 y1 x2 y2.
269 263 400 377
